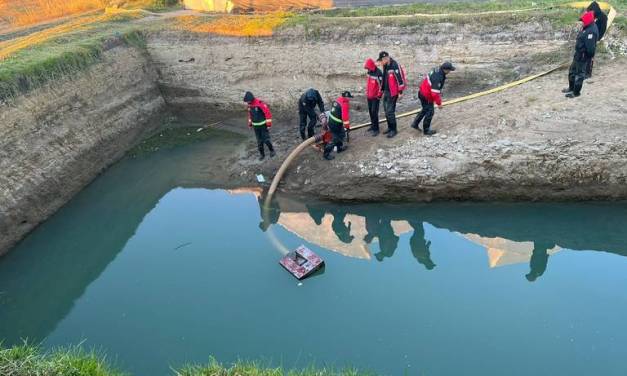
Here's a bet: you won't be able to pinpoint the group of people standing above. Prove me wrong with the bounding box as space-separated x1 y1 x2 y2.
243 2 609 161
243 50 456 161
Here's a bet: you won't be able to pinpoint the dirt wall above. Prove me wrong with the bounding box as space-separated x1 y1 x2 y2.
146 20 570 122
0 44 166 255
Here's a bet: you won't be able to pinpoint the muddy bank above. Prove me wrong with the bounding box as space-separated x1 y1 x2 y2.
255 58 627 202
0 44 166 255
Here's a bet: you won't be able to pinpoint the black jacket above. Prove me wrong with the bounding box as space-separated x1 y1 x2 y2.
587 1 608 39
574 22 599 62
299 88 325 112
382 58 404 95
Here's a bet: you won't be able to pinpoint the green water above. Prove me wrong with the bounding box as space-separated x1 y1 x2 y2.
2 135 627 376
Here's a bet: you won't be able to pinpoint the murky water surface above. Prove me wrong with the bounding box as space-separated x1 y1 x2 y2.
2 137 627 375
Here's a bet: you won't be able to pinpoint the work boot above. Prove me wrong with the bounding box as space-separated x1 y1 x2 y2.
366 127 374 134
258 154 265 161
565 92 580 98
383 128 391 134
337 145 348 153
270 150 276 158
386 130 397 138
561 88 573 94
324 154 335 160
424 129 437 136
371 130 379 137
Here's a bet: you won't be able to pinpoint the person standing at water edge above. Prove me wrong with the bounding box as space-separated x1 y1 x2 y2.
298 88 326 140
563 11 598 98
411 61 456 136
364 58 383 136
379 51 406 138
323 91 352 161
244 91 275 161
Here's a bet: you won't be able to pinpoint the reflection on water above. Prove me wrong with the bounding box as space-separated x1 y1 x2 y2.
2 137 627 376
235 188 624 285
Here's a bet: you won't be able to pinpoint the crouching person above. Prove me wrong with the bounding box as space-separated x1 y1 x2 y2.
244 91 275 160
323 91 352 161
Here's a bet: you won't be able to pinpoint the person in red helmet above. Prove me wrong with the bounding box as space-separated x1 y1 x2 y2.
243 91 275 161
323 91 352 161
364 58 383 136
411 61 456 136
562 11 599 98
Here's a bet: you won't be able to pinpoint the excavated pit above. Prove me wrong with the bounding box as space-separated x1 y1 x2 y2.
1 17 626 256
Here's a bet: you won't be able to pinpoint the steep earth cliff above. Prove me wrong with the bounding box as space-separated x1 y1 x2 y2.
0 44 166 255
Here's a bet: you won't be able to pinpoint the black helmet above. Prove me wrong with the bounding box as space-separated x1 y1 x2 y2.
440 61 456 71
341 91 354 98
243 91 254 103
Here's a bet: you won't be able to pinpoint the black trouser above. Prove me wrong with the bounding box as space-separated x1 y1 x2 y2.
586 58 594 78
298 102 317 140
411 93 435 133
383 92 398 132
323 120 345 157
254 126 274 156
367 98 380 132
568 59 588 95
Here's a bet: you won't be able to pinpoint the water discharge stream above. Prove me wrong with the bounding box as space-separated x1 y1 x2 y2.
1 136 627 375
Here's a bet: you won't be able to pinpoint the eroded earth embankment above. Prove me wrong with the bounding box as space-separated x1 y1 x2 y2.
0 44 165 255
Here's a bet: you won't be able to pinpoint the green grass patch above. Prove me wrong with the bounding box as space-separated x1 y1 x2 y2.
318 0 623 17
178 357 374 376
0 17 145 101
0 343 126 376
283 7 580 35
0 344 375 376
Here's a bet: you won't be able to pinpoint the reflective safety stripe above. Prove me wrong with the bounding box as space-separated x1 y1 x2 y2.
343 121 350 125
432 89 441 93
252 120 267 126
329 112 342 123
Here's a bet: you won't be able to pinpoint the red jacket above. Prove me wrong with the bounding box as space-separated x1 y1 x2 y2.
364 58 383 100
419 67 446 106
329 97 351 129
382 58 407 97
247 98 272 128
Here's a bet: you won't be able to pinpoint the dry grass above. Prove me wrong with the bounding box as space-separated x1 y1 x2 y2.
0 8 143 60
175 11 290 37
0 0 108 27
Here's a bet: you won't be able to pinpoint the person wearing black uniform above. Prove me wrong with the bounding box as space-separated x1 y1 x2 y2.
563 11 599 98
298 88 326 140
585 1 608 78
378 51 405 138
